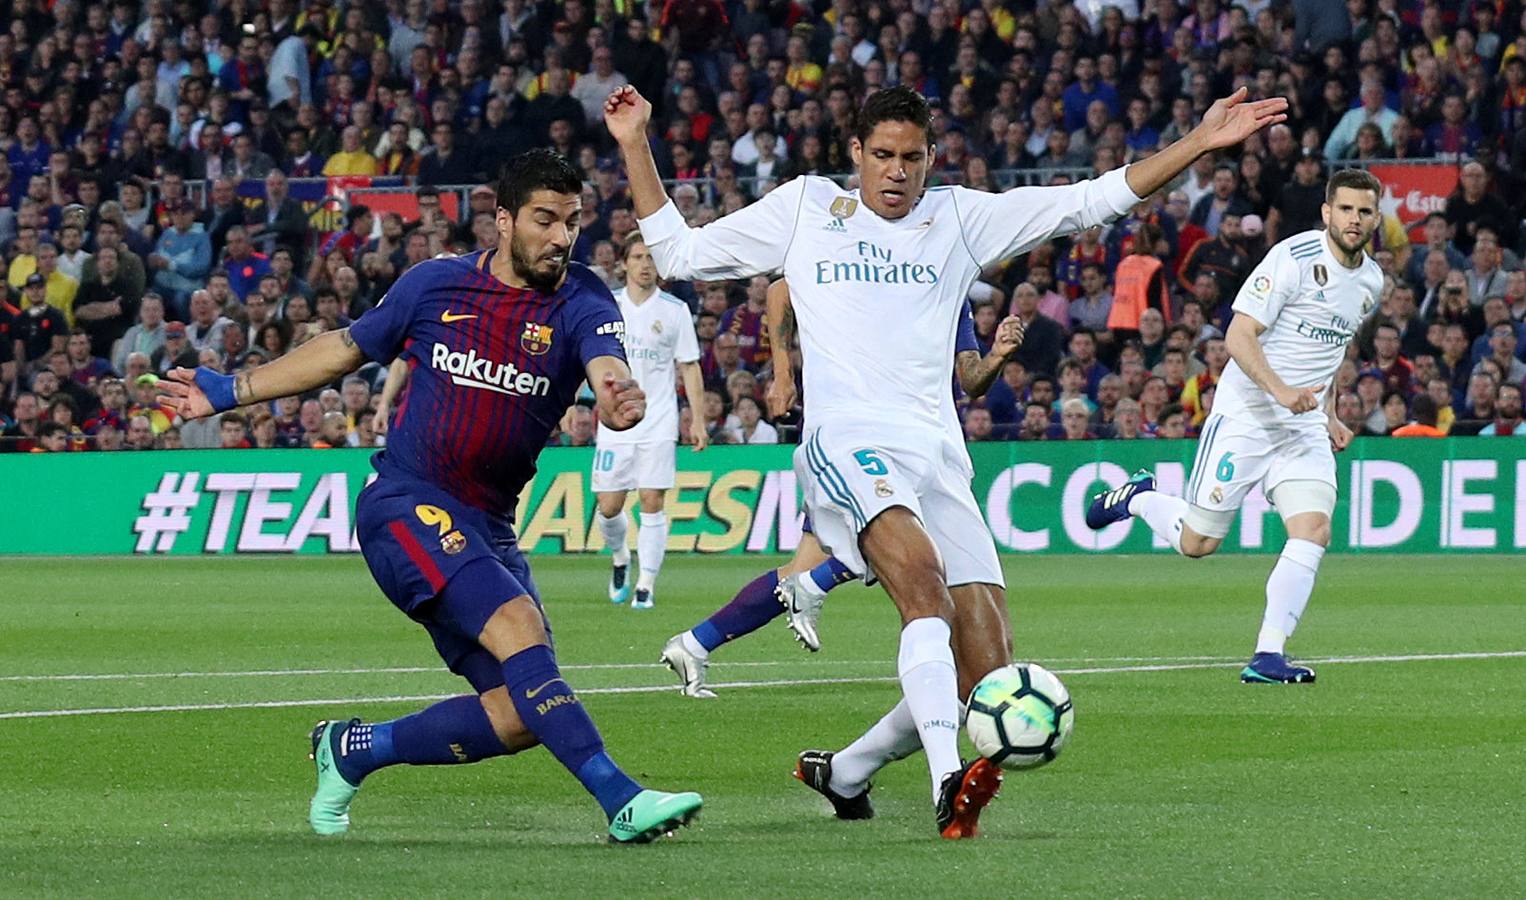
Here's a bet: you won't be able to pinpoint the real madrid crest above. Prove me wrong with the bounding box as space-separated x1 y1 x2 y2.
829 197 859 219
1313 264 1328 286
652 320 663 334
1362 295 1376 316
874 478 894 498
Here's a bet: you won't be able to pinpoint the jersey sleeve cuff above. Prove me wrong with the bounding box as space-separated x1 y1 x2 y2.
1103 166 1145 215
636 200 687 246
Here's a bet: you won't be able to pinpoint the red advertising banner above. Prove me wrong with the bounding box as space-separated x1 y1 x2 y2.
1366 162 1460 241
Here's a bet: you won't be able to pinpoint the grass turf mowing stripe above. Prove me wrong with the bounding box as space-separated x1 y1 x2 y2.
5 650 1523 720
0 655 1260 682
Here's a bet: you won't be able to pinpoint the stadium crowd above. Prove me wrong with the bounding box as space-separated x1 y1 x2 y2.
2 0 1526 453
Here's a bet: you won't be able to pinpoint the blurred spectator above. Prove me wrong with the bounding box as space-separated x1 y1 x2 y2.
1391 393 1447 437
1476 383 1526 436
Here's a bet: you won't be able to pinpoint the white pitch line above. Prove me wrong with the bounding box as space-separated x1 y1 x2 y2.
2 650 1523 721
0 655 1250 684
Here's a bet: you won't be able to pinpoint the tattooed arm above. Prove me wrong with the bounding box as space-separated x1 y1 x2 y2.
764 278 798 418
158 328 369 419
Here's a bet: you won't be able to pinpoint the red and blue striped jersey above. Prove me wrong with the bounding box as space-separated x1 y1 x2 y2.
349 251 627 520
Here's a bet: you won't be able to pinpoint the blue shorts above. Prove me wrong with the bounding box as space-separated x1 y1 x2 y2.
356 477 547 693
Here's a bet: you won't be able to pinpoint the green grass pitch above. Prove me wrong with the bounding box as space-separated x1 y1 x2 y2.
2 554 1523 897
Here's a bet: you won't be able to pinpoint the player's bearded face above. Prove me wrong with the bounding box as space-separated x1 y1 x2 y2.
1323 187 1380 257
505 197 578 292
852 121 931 219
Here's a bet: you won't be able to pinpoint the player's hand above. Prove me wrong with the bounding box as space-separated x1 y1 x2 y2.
372 406 390 435
157 367 217 420
766 374 797 419
604 85 652 146
1194 87 1289 151
1327 416 1354 452
600 371 646 429
1275 384 1320 414
688 416 709 451
993 315 1026 357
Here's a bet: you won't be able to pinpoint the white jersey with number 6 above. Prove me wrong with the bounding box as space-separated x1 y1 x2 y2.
1216 229 1384 428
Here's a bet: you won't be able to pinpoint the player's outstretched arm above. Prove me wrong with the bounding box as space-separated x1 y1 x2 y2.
587 354 646 432
604 86 668 222
764 278 796 418
607 85 796 281
1124 88 1288 199
158 328 368 420
957 316 1026 399
1225 313 1320 414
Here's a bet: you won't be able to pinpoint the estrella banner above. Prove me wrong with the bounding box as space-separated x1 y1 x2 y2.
1365 162 1459 241
0 440 1521 556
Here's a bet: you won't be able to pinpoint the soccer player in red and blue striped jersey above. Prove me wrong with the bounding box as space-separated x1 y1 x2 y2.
159 150 702 844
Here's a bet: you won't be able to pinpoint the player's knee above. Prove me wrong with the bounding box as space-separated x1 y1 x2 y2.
1285 514 1331 547
594 492 626 518
637 489 665 514
477 596 548 661
1179 531 1221 558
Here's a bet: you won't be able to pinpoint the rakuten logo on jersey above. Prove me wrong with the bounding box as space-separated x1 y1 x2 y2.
431 342 551 397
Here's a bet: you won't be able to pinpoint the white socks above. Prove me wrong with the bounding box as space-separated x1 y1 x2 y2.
680 630 708 659
1257 538 1325 654
828 699 921 797
636 511 668 592
1129 491 1189 554
896 617 962 804
595 510 630 566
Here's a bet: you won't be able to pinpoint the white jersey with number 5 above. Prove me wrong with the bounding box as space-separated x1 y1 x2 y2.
637 170 1141 444
1215 229 1384 428
601 286 700 444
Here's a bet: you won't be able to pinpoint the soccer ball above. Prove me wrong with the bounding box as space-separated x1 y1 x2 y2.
965 663 1074 770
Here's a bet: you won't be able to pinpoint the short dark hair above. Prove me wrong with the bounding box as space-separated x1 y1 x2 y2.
495 148 583 215
1409 392 1438 426
856 84 930 144
1326 167 1383 204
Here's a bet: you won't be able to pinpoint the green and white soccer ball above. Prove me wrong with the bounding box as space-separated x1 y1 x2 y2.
965 663 1074 770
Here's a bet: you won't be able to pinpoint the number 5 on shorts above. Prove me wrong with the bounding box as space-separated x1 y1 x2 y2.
854 449 888 476
1215 452 1235 483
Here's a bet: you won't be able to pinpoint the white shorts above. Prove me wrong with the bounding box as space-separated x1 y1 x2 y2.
590 439 677 492
1185 412 1336 535
795 423 1004 589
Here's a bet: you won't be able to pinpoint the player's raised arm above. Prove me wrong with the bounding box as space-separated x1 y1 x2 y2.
1123 88 1287 199
606 85 799 281
158 328 367 420
587 355 646 431
956 88 1287 269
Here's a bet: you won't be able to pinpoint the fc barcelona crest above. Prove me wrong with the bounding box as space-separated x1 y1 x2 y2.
829 197 859 219
521 322 554 355
1313 264 1328 286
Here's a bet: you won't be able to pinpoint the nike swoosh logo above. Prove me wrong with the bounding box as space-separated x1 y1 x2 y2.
441 311 478 323
524 678 559 699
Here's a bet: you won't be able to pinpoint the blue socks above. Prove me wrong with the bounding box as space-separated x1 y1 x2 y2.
692 570 782 651
503 644 641 819
334 695 507 785
807 558 854 593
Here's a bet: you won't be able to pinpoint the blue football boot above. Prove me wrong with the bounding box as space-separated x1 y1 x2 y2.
1240 652 1317 684
1086 469 1156 530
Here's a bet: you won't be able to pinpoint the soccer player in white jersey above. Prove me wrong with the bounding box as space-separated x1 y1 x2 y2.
607 82 1285 837
1086 168 1385 685
592 236 709 610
